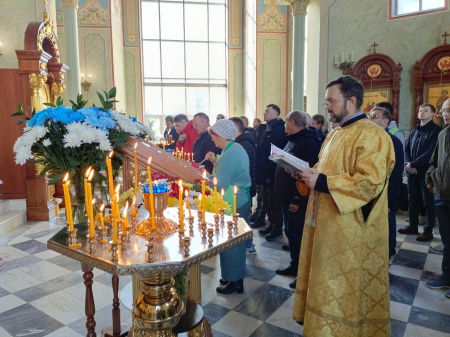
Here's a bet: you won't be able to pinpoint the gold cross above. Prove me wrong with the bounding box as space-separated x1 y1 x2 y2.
371 42 378 53
442 31 449 44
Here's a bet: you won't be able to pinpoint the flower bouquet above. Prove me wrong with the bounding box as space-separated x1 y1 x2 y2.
12 88 154 223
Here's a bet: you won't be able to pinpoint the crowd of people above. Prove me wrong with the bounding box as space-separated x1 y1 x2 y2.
160 75 449 336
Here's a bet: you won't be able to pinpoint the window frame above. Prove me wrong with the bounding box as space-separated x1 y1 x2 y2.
389 0 448 20
140 0 228 138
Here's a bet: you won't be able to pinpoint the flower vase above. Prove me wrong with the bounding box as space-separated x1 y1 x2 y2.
70 173 87 224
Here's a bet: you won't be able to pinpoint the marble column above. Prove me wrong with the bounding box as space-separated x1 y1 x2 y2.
60 0 81 98
290 0 310 111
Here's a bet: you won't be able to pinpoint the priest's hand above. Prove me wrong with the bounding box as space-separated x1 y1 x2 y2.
297 168 319 190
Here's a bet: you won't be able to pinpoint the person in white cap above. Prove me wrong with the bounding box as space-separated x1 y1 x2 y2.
205 119 252 294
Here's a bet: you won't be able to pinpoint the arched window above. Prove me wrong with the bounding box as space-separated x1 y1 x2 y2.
390 0 447 19
141 0 228 138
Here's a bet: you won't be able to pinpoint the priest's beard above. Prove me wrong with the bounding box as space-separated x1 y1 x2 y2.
329 103 349 123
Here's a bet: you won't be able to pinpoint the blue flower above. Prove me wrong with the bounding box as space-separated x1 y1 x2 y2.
78 107 116 131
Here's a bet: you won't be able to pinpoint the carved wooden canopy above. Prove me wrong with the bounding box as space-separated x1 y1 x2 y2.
349 53 402 123
413 43 450 125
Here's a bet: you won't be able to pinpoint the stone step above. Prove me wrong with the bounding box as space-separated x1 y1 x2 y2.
0 210 27 236
0 200 10 215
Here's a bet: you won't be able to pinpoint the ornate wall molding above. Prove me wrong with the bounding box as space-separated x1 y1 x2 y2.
290 0 310 16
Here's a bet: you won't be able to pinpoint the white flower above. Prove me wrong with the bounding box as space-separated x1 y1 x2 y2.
98 139 113 151
66 122 84 134
42 139 51 147
63 132 83 148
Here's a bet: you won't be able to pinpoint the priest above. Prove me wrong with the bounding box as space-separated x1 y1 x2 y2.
292 76 395 336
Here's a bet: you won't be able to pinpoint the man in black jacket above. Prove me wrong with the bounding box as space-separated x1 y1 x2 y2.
274 111 320 287
369 107 404 257
256 104 288 241
399 103 441 241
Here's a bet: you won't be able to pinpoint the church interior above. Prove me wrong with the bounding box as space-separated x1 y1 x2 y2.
0 0 449 336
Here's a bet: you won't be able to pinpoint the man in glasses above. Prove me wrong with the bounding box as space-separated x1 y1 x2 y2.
399 104 441 241
425 99 450 299
369 107 404 258
291 76 395 336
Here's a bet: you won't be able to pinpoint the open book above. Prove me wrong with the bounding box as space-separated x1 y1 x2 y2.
269 144 310 173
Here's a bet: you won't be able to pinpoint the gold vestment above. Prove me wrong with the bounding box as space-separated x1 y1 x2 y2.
293 118 396 337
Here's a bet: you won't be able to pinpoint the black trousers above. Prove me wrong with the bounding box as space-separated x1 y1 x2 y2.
282 205 307 269
261 182 283 233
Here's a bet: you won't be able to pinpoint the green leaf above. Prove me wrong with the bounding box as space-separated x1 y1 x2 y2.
43 102 55 107
11 112 24 117
31 108 37 117
103 91 109 100
56 96 64 107
108 87 116 99
97 92 106 106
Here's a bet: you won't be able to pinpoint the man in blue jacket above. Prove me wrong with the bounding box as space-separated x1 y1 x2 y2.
370 107 404 257
399 104 441 241
256 104 288 241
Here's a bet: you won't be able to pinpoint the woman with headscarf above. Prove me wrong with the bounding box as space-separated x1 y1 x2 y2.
204 119 252 294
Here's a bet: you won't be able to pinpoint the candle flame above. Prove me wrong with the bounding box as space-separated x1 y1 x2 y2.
234 186 238 194
115 184 120 193
213 177 217 185
88 169 94 181
92 198 96 204
100 204 105 212
185 189 189 197
198 194 202 201
85 166 92 177
203 170 207 179
108 151 114 158
221 188 225 196
134 142 138 150
179 179 182 187
147 157 152 165
63 172 69 182
66 180 71 186
133 196 136 205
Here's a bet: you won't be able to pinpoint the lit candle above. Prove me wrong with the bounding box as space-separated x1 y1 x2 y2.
133 143 138 203
233 186 238 216
220 188 224 210
169 135 173 143
62 173 74 231
84 167 91 220
198 194 202 212
185 189 191 217
112 184 120 243
147 157 155 229
87 170 95 237
178 180 183 221
186 153 189 162
95 204 105 228
202 170 206 222
106 151 114 202
123 201 129 230
213 177 218 215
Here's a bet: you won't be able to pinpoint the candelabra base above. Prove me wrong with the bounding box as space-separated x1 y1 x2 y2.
134 218 179 238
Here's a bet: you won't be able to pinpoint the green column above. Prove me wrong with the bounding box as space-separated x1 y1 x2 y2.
291 0 309 111
60 0 81 98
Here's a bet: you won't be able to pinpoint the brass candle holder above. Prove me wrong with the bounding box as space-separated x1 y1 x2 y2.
207 228 214 247
197 210 203 224
201 222 207 237
118 233 124 246
227 221 234 237
147 241 155 262
178 230 185 245
232 213 239 226
99 226 108 243
67 228 79 248
183 236 191 256
219 208 225 223
214 214 220 229
87 234 97 252
110 241 119 262
188 216 194 230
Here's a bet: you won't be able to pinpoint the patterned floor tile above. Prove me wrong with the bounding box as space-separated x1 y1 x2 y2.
389 274 420 305
391 319 407 337
47 254 83 272
413 281 450 315
233 284 293 321
408 306 450 333
202 302 231 325
201 264 215 274
0 303 64 337
391 249 427 270
265 305 304 334
212 311 263 337
0 294 27 314
244 264 277 283
0 287 10 298
249 322 302 337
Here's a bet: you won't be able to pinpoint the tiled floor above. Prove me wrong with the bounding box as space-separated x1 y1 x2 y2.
0 211 449 336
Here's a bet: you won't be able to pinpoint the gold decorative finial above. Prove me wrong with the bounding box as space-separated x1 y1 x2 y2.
43 0 49 22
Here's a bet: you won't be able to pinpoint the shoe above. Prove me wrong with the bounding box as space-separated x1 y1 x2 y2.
398 226 419 235
216 279 244 294
249 212 258 223
416 232 433 242
265 231 283 241
425 276 450 289
259 226 273 236
289 277 297 289
219 279 228 286
282 244 290 251
276 265 297 276
446 289 450 299
251 217 266 229
431 243 444 251
246 245 257 254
